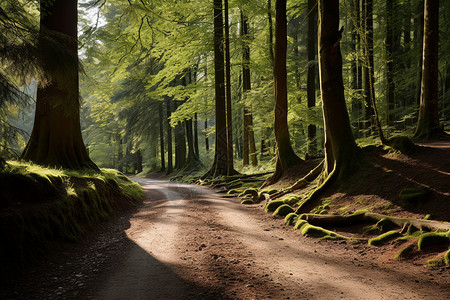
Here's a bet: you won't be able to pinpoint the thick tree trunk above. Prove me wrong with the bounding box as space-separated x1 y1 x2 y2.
165 96 173 174
174 120 186 169
267 0 274 66
292 0 359 212
318 0 359 181
414 0 444 139
205 118 209 151
158 103 165 172
204 0 228 177
184 118 200 169
307 0 317 156
271 0 302 182
22 0 97 170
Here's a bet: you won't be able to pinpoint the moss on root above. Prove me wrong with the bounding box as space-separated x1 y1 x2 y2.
417 231 450 250
294 219 308 231
300 224 349 240
241 198 254 205
368 230 402 246
284 213 298 226
273 204 294 217
444 249 450 265
395 244 416 260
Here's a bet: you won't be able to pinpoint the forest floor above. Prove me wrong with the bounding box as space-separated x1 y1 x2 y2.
1 140 449 300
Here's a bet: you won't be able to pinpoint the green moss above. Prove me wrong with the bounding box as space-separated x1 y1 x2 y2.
241 199 254 205
273 204 294 217
417 231 450 250
284 213 298 226
386 136 416 154
265 199 285 212
444 249 450 265
294 219 308 231
301 224 349 240
368 230 402 246
362 218 399 233
397 230 424 241
261 189 278 195
399 186 429 209
395 244 416 260
238 188 259 198
427 257 445 267
227 189 242 195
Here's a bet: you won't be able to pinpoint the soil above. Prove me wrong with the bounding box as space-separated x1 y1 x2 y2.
1 177 449 299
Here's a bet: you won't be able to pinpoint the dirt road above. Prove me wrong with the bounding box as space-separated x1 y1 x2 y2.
2 178 449 299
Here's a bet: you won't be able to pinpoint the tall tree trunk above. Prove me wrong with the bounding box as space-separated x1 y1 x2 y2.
22 0 97 170
184 118 200 169
362 0 375 134
241 10 257 167
307 0 317 156
414 0 444 139
224 0 235 175
205 118 209 151
158 102 165 171
270 0 302 183
166 96 173 174
194 113 199 159
267 0 274 66
205 0 228 177
386 0 395 126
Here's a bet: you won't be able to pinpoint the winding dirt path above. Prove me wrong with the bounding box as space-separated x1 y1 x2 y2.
2 178 449 299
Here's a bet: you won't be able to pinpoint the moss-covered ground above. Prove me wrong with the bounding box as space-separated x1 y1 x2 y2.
0 160 143 276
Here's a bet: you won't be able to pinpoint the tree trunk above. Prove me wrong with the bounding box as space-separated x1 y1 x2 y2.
22 0 97 170
241 10 257 167
271 0 302 182
318 0 359 182
362 0 375 134
414 0 444 139
267 0 274 66
386 0 395 126
205 118 209 151
174 119 186 169
307 0 317 156
194 113 199 159
224 0 235 175
205 0 228 177
185 118 200 169
166 96 173 174
158 102 165 172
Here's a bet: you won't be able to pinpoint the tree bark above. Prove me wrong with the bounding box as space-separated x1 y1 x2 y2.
318 0 359 181
307 0 317 156
224 0 235 175
159 102 165 171
362 0 375 134
22 0 97 170
271 0 302 182
241 10 257 167
165 96 173 174
414 0 444 139
204 0 228 177
386 0 395 126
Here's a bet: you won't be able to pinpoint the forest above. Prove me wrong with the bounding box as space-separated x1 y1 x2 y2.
1 0 450 298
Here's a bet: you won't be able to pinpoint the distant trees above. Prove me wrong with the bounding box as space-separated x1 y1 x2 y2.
22 0 97 169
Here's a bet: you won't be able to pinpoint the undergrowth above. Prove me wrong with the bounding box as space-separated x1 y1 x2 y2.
0 161 143 276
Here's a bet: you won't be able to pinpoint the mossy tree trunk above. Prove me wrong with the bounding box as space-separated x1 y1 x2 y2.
270 0 302 184
22 0 97 170
317 0 360 184
414 0 445 139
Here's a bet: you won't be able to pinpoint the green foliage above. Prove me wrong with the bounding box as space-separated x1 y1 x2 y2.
368 230 402 246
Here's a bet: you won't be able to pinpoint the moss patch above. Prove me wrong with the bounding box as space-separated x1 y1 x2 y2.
273 204 294 217
399 186 429 209
284 213 298 226
368 230 402 246
0 161 143 275
417 231 450 250
300 224 349 240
